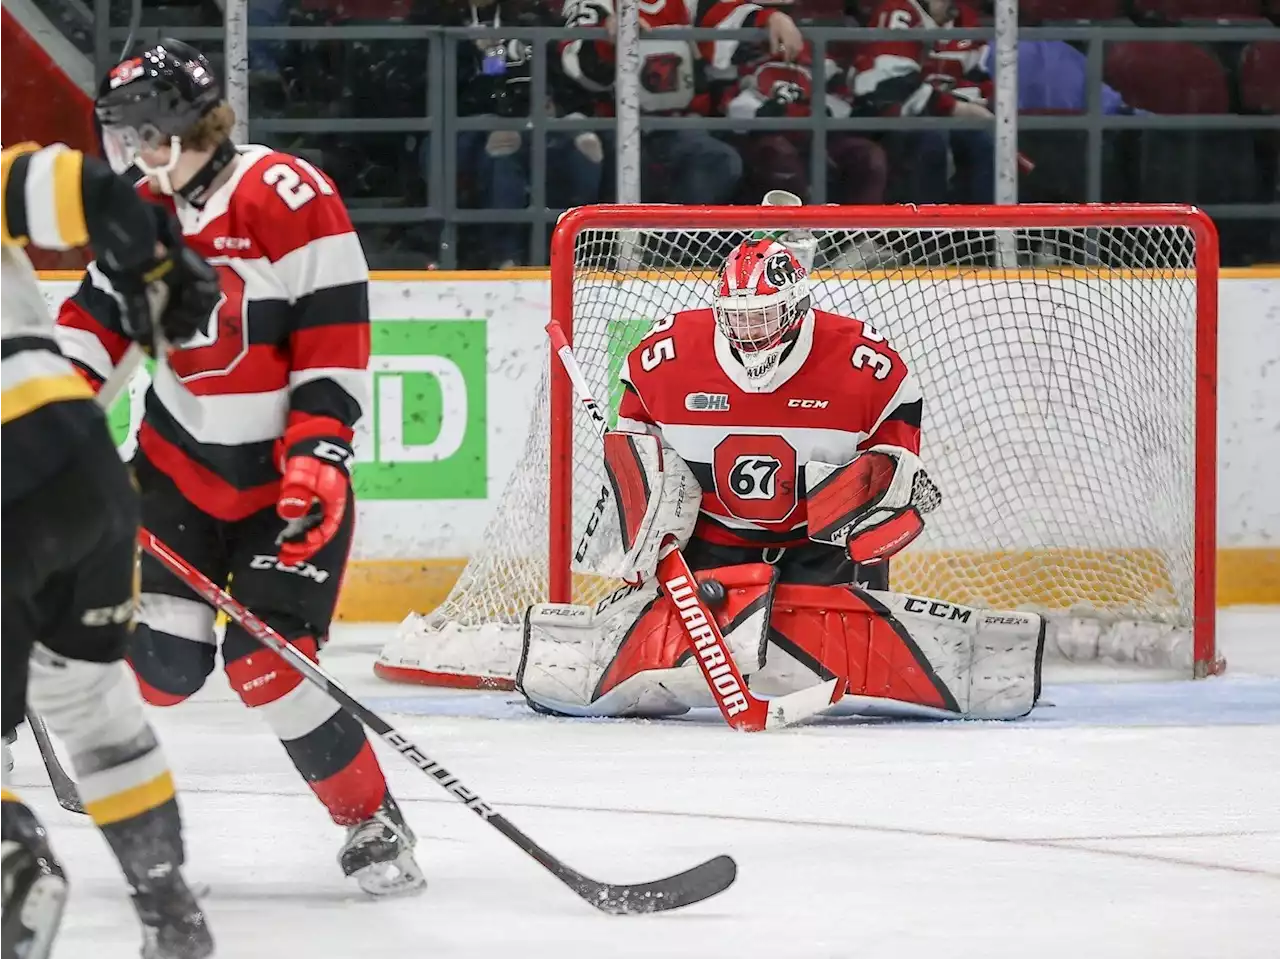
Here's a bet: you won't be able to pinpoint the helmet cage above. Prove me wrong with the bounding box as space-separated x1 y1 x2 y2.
714 284 810 355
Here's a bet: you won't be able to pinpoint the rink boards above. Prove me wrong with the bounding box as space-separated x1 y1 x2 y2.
35 269 1280 617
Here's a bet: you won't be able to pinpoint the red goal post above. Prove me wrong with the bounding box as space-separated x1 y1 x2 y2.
376 203 1221 688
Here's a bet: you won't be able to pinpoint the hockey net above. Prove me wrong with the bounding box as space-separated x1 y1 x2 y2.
376 204 1219 689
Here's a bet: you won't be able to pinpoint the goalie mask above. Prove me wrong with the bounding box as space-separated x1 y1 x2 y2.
714 239 812 387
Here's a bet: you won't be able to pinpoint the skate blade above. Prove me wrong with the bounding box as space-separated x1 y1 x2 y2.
353 852 426 898
19 872 68 959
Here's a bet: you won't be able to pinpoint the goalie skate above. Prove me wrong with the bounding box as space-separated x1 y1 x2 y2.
1 802 68 959
339 797 425 897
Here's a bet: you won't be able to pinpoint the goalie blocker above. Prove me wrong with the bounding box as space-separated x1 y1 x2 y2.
518 563 1046 723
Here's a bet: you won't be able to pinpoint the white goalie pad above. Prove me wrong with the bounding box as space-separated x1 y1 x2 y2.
517 580 769 719
518 564 1043 721
756 589 1045 720
575 431 701 583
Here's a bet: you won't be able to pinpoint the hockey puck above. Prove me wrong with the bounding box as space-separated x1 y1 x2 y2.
698 579 727 608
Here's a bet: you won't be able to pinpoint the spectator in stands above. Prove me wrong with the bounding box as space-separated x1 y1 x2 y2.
986 40 1146 206
559 0 804 204
856 0 995 203
449 0 603 267
985 40 1144 116
724 43 887 206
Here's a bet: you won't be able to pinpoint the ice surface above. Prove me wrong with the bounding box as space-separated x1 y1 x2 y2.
7 610 1278 959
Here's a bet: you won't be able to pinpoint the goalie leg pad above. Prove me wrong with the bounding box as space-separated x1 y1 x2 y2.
517 565 776 718
760 586 1044 719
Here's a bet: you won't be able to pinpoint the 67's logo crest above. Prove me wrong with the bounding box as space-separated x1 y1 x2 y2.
712 434 798 523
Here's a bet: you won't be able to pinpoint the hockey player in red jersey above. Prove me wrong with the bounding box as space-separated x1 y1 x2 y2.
518 236 1045 725
54 40 424 897
724 44 888 206
859 0 993 108
853 0 996 203
559 0 803 204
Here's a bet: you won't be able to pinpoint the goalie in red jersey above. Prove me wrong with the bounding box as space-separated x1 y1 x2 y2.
518 233 1045 725
54 40 423 897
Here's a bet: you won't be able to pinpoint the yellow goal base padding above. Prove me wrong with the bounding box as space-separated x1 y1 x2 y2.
334 547 1280 622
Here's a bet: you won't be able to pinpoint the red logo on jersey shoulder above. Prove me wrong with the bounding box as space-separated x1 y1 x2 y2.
712 434 798 524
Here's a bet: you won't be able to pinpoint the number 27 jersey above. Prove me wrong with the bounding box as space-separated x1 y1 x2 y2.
618 308 922 549
55 145 370 522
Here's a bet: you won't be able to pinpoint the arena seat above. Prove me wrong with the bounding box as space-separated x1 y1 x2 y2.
1240 41 1280 114
785 0 848 22
1131 0 1264 21
1020 0 1124 23
1105 41 1229 114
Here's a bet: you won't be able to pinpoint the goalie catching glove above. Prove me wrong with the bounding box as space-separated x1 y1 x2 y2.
806 445 942 564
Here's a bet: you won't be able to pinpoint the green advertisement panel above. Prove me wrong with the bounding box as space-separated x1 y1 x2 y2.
604 317 658 429
106 319 487 501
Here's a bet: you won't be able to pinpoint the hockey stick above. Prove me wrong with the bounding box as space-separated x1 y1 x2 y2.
137 528 736 914
545 321 844 732
97 342 147 409
25 712 85 814
21 346 150 815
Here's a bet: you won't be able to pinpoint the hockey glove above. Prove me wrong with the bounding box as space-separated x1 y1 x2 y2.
276 436 354 567
805 445 942 565
103 209 220 349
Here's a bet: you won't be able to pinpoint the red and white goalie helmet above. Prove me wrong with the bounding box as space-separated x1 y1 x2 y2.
714 238 812 383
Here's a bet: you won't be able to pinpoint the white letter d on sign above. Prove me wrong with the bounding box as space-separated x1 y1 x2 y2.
372 355 469 463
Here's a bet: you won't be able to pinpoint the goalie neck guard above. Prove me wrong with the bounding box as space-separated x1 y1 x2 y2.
713 238 812 390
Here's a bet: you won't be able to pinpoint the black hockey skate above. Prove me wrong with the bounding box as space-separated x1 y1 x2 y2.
1 800 68 959
338 795 425 897
131 869 214 959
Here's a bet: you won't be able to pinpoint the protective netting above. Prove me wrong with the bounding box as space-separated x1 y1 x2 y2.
379 220 1208 685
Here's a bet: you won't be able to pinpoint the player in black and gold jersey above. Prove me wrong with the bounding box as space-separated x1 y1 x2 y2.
2 142 218 959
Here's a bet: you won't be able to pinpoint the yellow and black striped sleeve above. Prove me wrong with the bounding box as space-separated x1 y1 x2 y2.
1 142 89 250
2 142 159 270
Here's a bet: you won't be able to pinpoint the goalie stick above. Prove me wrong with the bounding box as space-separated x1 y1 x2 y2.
546 320 844 732
137 528 736 914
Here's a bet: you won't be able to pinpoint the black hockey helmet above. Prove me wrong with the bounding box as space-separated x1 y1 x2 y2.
96 39 223 193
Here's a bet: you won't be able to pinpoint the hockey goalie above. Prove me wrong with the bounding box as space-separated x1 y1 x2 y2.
518 236 1045 724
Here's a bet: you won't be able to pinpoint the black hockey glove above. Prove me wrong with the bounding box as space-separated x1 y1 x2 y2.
106 211 220 349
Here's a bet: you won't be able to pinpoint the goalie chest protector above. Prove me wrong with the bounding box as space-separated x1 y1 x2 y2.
618 308 922 547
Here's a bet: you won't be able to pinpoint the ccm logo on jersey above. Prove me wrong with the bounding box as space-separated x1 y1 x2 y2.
787 398 829 409
686 393 730 412
213 236 252 250
902 596 973 623
250 555 331 583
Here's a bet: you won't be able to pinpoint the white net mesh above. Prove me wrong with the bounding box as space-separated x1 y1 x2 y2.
378 218 1211 686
